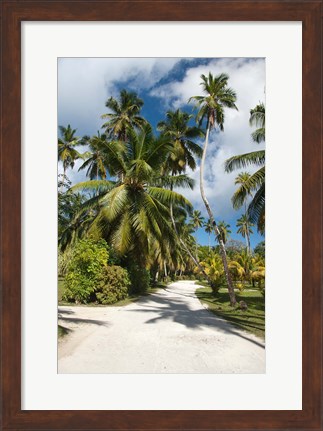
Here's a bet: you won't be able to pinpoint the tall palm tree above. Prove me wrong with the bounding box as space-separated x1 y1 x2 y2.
190 210 205 230
232 172 254 254
101 89 147 140
225 103 265 234
58 125 84 190
189 72 238 306
232 172 252 213
158 109 207 276
236 214 254 253
71 124 193 266
157 109 203 175
78 132 108 180
190 210 205 258
217 221 231 245
204 218 213 251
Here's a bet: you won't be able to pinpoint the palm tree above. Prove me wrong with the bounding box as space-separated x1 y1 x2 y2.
236 214 254 253
71 124 193 267
189 72 238 306
58 124 84 190
190 210 204 257
204 219 213 251
78 132 108 180
157 109 203 175
101 89 147 140
250 102 265 143
190 210 205 230
232 172 252 213
225 103 265 234
217 221 231 245
230 249 253 283
200 251 225 293
158 109 207 275
250 254 265 289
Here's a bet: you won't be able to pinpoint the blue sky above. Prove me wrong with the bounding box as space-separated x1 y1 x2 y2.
58 57 265 249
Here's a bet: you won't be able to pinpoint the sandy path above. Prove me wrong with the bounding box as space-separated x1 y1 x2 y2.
58 281 265 373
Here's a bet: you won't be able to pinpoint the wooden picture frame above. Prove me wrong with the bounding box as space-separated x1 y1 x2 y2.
1 1 322 430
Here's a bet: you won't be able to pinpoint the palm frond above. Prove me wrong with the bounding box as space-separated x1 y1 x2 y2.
70 180 115 193
224 150 265 172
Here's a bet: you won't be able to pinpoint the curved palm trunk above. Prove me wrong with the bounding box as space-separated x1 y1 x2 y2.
200 124 237 306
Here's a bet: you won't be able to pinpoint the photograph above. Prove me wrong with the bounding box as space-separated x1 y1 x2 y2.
57 57 266 374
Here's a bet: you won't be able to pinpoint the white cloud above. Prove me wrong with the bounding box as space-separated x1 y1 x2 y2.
58 58 180 136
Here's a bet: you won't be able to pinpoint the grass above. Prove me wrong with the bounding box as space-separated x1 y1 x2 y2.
195 285 265 339
58 278 166 307
58 324 69 338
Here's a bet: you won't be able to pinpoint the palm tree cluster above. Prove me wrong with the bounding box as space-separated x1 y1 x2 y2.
58 73 265 306
58 90 203 284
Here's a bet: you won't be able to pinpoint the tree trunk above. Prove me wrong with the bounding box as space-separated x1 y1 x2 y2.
169 174 209 279
246 230 251 254
60 166 66 193
200 124 237 306
164 261 168 277
96 165 99 196
195 233 199 260
169 201 209 279
244 203 251 254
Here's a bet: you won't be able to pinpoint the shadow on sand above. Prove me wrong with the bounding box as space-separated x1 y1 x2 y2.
58 307 110 327
126 290 265 349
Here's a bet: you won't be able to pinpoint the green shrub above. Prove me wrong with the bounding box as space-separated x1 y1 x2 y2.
63 238 109 304
128 264 150 294
58 248 73 277
96 265 130 304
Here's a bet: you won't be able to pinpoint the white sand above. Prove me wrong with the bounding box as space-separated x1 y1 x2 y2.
58 281 265 373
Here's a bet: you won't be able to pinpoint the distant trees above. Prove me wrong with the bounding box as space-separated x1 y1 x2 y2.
236 214 254 254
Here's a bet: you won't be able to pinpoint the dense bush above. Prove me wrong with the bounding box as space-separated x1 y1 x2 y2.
96 265 131 304
128 263 150 294
63 238 109 303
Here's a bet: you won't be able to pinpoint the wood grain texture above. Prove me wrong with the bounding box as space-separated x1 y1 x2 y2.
0 1 322 430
